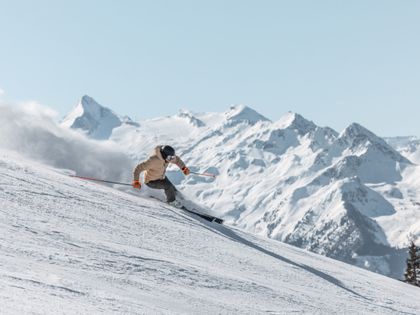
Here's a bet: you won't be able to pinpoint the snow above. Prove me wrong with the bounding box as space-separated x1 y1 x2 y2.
1 151 419 314
224 104 271 124
4 97 420 281
61 95 130 140
0 102 133 183
276 112 317 135
386 136 420 164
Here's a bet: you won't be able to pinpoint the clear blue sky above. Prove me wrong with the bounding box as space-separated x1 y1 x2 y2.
0 0 419 136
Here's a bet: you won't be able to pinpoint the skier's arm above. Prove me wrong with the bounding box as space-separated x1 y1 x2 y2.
171 156 186 170
133 158 153 181
172 156 190 175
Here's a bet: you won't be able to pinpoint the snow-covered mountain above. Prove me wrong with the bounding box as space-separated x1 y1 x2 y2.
75 101 419 280
386 136 420 164
1 150 419 314
61 95 138 140
6 97 406 278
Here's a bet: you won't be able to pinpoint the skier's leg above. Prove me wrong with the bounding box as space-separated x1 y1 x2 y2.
146 178 176 202
162 177 176 202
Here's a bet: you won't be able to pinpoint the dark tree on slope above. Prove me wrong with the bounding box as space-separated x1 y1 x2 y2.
404 240 420 286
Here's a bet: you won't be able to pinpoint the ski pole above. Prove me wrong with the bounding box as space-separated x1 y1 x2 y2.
190 171 217 178
69 175 132 186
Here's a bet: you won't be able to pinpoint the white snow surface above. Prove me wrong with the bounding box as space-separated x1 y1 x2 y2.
40 100 420 279
104 104 420 278
4 97 420 280
0 151 419 314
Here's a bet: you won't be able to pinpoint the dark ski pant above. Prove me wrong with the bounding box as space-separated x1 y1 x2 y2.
146 177 176 202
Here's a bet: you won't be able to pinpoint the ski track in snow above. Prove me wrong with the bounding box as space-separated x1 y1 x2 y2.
0 152 419 314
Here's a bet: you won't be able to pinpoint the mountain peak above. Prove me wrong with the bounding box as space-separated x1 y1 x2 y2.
339 122 411 164
225 105 270 124
276 111 317 135
79 95 106 116
81 94 98 106
340 122 377 139
177 109 205 127
81 94 95 104
338 123 390 149
61 95 123 140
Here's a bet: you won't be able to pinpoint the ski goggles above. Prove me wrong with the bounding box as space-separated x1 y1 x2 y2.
166 155 176 161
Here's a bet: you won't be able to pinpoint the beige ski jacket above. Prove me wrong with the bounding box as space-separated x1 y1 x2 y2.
133 146 186 183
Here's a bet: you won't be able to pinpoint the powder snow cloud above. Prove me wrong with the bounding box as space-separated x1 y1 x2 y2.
0 101 134 182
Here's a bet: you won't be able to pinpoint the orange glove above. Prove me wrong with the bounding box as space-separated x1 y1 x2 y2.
132 180 141 189
182 167 190 175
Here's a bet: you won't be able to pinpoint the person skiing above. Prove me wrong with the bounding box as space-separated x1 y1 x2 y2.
132 145 190 206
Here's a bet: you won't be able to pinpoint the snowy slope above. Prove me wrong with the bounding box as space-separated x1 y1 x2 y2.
1 150 419 314
58 99 420 279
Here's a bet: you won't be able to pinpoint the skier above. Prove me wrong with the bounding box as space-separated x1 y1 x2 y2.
132 145 190 206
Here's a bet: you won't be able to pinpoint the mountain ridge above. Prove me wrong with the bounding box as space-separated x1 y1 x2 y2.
60 96 420 279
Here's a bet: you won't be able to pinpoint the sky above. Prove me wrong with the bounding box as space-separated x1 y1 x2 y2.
0 0 419 137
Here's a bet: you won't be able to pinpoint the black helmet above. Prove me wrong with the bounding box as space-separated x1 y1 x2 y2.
160 145 175 160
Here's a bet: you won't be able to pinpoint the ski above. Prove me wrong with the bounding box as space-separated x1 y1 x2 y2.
149 196 224 224
179 206 224 224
